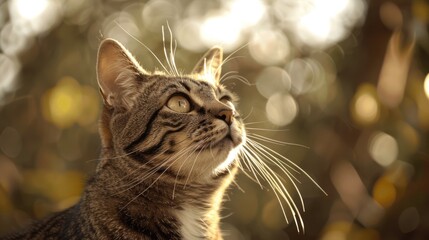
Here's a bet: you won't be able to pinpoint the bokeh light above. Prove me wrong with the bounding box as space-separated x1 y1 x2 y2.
256 67 291 99
286 59 315 95
9 0 61 36
200 11 242 51
41 76 99 129
379 2 403 30
266 93 298 126
368 132 398 167
351 84 380 126
377 30 414 108
1 0 429 239
249 28 290 65
292 0 366 48
372 177 396 208
142 0 180 33
398 207 420 233
0 54 19 100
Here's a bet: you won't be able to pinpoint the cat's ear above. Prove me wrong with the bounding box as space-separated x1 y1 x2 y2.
192 46 223 85
97 38 145 110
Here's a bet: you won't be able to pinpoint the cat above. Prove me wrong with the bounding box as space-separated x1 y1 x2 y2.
3 35 326 239
2 38 246 240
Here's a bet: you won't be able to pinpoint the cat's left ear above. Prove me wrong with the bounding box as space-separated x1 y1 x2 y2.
97 38 145 110
192 46 223 85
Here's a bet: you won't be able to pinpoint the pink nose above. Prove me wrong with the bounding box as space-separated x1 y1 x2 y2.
217 109 233 125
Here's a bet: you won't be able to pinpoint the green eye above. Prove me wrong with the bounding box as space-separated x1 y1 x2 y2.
167 95 191 113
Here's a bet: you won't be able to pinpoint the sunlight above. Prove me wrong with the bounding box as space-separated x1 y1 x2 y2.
313 0 349 17
9 0 61 36
11 0 49 21
213 146 240 175
228 0 266 27
424 73 429 100
297 11 333 45
199 0 266 51
292 0 366 48
200 12 242 50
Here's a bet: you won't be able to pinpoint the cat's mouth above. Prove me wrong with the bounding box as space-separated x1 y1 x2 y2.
193 122 244 152
209 129 242 151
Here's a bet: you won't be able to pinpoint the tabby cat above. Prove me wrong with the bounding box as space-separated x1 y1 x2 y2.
2 38 246 239
3 35 325 239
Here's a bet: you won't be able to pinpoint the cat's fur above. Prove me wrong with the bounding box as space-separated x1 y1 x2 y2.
2 39 245 240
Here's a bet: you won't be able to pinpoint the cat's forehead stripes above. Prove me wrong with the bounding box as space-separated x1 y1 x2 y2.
168 77 227 101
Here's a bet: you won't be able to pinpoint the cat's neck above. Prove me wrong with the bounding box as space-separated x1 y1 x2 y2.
84 155 237 239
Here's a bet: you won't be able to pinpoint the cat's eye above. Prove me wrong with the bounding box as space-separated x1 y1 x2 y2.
167 95 191 113
220 97 234 108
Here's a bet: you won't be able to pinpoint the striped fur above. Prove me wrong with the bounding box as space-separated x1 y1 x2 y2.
2 39 245 240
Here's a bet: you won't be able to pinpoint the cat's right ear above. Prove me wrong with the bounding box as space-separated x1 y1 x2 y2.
97 38 145 110
192 46 223 85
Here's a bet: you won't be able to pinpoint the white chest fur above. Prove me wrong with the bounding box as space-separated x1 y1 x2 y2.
176 204 216 240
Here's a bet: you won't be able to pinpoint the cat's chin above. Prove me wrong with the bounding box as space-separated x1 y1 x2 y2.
210 133 245 175
212 145 241 175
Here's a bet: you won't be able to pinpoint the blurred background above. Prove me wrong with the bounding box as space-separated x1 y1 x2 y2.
0 0 428 239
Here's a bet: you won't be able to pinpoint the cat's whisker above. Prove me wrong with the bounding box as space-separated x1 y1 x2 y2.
242 144 305 232
243 121 268 126
111 147 190 194
120 145 199 210
246 139 304 207
112 139 194 194
107 137 191 191
230 177 245 193
241 106 254 122
246 127 290 132
248 141 302 184
215 43 249 80
248 133 309 149
173 142 203 197
248 138 327 196
86 143 160 163
238 149 265 189
220 74 253 86
114 21 170 74
241 146 295 224
101 147 171 190
219 70 239 83
162 25 174 76
166 22 180 76
183 146 205 189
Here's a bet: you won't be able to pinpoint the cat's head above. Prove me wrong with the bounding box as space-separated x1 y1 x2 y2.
96 38 246 183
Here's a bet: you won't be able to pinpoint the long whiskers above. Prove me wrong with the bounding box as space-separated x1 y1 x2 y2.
119 144 199 210
111 141 193 194
107 137 190 191
248 133 309 149
115 21 170 74
236 130 327 233
172 140 207 198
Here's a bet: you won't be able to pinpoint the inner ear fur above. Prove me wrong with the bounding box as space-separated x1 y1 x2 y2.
97 38 146 109
192 46 223 85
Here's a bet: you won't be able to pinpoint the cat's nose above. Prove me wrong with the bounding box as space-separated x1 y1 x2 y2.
217 109 234 125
